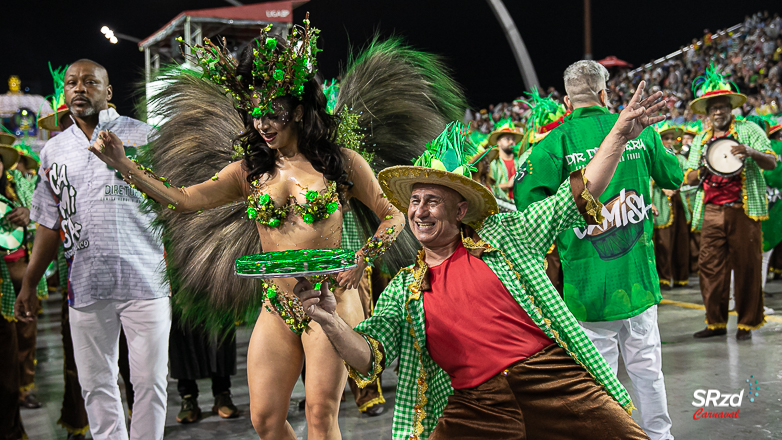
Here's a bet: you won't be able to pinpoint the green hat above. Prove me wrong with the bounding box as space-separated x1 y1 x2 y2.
767 116 781 137
12 141 39 171
654 120 684 138
467 130 489 149
690 62 747 115
682 120 704 136
517 87 567 144
378 122 498 229
0 145 20 171
487 117 524 147
38 63 70 131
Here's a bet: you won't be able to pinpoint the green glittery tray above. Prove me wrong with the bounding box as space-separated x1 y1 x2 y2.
234 248 356 279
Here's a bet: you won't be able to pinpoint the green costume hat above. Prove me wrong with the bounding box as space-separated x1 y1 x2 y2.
468 145 499 166
768 116 781 137
690 62 747 115
682 120 704 136
467 130 489 149
38 63 70 131
517 87 568 144
378 122 498 228
12 140 39 171
0 144 20 171
487 117 524 147
654 120 684 139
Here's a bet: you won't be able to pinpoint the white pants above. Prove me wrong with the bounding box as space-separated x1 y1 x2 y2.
579 305 673 440
762 249 774 291
70 298 171 440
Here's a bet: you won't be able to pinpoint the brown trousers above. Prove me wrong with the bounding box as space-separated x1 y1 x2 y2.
653 200 691 286
16 319 37 391
59 294 89 434
699 204 764 330
770 242 782 274
545 246 563 297
430 345 648 440
690 231 701 274
0 317 25 440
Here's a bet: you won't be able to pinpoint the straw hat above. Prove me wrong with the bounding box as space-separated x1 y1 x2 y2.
378 122 498 229
689 63 747 115
0 133 16 146
654 121 684 139
0 145 21 171
487 118 524 147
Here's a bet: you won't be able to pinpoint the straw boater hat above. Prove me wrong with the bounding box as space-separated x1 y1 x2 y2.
0 145 21 171
517 87 569 145
487 118 524 147
378 122 498 229
689 63 747 115
0 132 16 147
654 120 684 139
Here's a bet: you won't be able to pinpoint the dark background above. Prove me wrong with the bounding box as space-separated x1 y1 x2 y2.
2 0 778 116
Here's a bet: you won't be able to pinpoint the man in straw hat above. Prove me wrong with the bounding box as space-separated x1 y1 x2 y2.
515 60 681 440
487 118 524 201
684 63 777 341
292 80 665 440
14 59 169 440
651 122 691 290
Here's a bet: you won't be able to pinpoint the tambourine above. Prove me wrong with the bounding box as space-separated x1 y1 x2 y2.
235 248 356 279
0 195 24 251
703 137 744 179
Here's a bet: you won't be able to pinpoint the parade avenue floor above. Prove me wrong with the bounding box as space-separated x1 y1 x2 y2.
21 275 782 439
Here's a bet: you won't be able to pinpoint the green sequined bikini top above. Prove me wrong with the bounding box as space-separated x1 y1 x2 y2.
246 180 341 227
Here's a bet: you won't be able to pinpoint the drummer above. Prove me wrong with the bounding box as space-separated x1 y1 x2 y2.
684 64 777 341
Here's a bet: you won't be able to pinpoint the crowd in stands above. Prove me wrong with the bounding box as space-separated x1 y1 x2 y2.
467 10 782 133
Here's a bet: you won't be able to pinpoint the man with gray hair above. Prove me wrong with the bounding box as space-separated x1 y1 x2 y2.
514 60 681 440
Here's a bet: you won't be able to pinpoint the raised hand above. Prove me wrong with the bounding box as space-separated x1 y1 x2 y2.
613 81 667 142
293 277 338 325
88 130 127 170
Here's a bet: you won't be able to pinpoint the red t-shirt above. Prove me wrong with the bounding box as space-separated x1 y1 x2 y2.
703 175 742 205
503 158 516 199
423 242 552 389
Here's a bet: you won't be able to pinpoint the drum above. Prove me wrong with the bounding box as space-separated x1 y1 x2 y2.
0 195 23 251
235 248 356 279
703 137 744 178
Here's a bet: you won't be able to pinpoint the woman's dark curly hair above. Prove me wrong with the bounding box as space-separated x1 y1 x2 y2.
233 37 349 191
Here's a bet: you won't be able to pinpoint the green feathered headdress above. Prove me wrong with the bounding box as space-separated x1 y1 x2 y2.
690 62 747 115
654 120 684 137
682 120 704 136
413 121 478 177
323 78 340 115
38 62 70 131
487 117 524 150
517 87 567 146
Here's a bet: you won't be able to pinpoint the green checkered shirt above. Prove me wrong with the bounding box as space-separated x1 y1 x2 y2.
1 170 46 320
340 210 363 253
652 152 691 227
685 119 774 231
351 178 633 440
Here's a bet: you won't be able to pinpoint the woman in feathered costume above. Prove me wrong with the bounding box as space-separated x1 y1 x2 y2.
89 14 465 439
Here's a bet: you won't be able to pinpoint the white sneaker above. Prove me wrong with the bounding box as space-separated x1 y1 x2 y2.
764 306 775 315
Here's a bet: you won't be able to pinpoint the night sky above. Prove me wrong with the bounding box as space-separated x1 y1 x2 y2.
2 0 779 116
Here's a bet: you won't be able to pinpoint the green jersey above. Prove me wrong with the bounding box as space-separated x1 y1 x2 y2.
513 106 683 322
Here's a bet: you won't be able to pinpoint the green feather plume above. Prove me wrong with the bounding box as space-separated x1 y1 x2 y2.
692 62 739 96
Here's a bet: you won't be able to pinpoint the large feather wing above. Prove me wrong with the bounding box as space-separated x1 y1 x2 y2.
141 69 263 329
337 37 467 271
